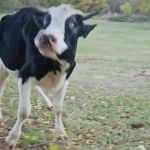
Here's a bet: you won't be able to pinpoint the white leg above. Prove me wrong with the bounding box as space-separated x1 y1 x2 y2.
35 86 53 110
0 70 8 119
54 81 68 139
5 77 36 148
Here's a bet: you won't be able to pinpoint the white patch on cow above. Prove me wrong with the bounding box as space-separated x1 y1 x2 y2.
5 77 36 147
6 69 19 77
53 80 68 138
35 4 83 57
0 58 8 119
46 4 83 54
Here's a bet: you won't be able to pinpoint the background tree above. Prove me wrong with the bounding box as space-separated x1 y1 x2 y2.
76 0 107 11
0 0 150 20
107 0 125 13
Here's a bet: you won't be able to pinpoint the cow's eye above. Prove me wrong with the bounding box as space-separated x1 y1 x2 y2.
69 21 76 30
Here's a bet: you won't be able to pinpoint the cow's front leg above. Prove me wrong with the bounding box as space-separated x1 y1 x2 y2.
54 81 68 139
5 77 36 148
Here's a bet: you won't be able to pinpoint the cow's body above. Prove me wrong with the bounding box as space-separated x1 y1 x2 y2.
0 7 72 81
0 4 96 148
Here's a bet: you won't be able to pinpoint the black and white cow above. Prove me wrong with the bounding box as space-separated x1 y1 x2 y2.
0 4 96 148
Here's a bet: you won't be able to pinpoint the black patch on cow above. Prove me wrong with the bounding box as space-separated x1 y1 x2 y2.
66 60 76 79
58 14 96 79
57 15 83 79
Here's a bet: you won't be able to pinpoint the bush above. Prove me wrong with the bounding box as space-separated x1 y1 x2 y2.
120 2 132 15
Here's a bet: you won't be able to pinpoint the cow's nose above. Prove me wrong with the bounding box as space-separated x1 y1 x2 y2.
42 34 50 45
49 35 57 44
40 34 58 51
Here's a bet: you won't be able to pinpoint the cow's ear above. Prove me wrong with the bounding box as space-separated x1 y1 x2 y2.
81 24 96 38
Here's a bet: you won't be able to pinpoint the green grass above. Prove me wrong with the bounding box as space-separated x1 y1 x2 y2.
78 19 150 68
1 19 150 150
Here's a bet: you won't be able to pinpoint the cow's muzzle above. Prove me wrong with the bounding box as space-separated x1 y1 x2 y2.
40 34 57 52
35 31 58 54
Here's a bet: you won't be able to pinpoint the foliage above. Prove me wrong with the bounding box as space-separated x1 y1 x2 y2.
41 0 70 7
129 0 150 14
120 2 132 15
48 144 62 150
129 0 141 13
76 0 107 11
0 0 107 12
107 0 125 13
0 0 21 10
139 0 150 14
0 0 150 20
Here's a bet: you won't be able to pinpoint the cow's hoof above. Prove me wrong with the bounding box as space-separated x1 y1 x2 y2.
3 143 16 150
50 128 68 140
47 105 53 111
0 113 3 120
57 134 68 140
56 132 68 140
5 137 17 150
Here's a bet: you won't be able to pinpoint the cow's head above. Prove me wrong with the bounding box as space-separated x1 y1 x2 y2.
34 4 97 59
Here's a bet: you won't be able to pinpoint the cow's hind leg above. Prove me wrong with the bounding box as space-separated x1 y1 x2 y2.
0 60 8 119
35 86 53 111
5 77 35 148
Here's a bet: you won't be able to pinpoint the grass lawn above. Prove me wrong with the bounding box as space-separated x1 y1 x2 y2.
0 18 150 150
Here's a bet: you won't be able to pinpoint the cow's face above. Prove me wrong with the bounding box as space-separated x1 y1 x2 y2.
34 4 96 59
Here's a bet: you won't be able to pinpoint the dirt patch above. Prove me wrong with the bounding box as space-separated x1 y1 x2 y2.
71 58 150 95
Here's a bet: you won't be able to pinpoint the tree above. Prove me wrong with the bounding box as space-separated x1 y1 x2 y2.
129 0 150 15
107 0 125 13
129 0 141 13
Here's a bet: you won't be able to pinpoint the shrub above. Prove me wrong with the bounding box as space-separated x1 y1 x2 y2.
120 2 132 15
